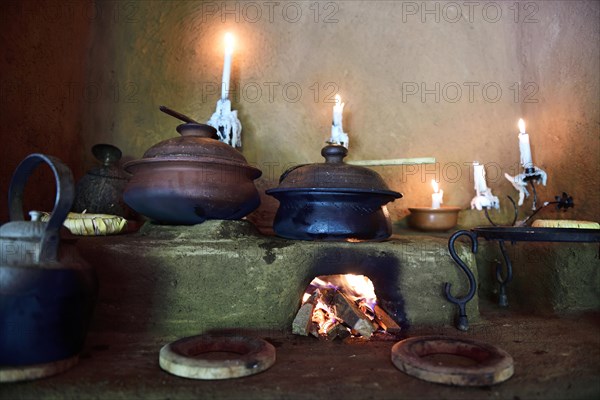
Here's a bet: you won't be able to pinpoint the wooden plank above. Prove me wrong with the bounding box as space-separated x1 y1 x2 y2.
373 305 401 335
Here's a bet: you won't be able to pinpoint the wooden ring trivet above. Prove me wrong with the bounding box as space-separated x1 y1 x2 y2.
159 335 276 380
0 355 79 383
391 335 514 386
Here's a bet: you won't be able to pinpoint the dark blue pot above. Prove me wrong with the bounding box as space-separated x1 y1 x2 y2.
266 188 401 241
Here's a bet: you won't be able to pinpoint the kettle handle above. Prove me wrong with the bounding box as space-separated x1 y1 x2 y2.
8 153 74 262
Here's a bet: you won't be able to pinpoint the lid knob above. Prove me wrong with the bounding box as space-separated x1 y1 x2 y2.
321 144 348 164
29 210 42 221
92 144 122 166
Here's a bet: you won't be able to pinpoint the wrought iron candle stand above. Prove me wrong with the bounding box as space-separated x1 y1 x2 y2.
504 165 547 210
445 192 600 331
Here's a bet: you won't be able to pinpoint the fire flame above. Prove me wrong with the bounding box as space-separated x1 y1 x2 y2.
302 274 377 335
224 32 234 55
313 297 338 334
518 118 526 134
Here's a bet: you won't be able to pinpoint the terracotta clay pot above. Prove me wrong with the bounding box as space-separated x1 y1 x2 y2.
124 123 262 225
408 207 461 232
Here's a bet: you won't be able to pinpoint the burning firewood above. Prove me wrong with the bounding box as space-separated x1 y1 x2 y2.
326 322 351 341
333 291 375 338
292 274 392 340
373 305 401 335
316 287 336 305
309 322 320 338
325 321 340 340
293 304 316 336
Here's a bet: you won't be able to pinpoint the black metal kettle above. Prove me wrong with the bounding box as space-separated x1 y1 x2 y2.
0 154 97 382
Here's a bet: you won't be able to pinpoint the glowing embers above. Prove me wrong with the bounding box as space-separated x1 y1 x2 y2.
293 275 401 340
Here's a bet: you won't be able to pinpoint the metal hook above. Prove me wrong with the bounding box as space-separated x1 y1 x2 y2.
445 230 478 331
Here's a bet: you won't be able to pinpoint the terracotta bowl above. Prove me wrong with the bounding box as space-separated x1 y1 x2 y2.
408 207 462 232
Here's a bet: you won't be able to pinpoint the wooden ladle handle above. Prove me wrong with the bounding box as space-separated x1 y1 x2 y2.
159 105 200 124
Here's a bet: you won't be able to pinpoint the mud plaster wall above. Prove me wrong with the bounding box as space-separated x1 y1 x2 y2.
1 1 598 226
0 1 93 221
520 1 600 222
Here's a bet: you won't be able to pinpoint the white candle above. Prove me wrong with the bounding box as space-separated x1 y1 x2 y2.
518 118 533 168
330 94 349 148
473 162 488 195
221 33 234 100
333 94 343 128
431 179 443 209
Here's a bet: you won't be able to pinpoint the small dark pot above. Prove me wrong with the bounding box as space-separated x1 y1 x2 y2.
266 145 402 241
73 144 133 218
267 188 400 241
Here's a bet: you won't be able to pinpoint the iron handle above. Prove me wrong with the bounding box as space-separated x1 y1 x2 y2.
8 153 74 262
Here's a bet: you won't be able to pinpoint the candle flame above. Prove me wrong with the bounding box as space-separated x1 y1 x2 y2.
224 32 234 55
431 179 439 193
518 118 526 134
335 94 341 105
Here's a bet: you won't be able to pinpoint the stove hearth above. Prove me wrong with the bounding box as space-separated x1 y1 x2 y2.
75 220 479 336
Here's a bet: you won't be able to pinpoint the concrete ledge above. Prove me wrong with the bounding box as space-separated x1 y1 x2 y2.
75 221 478 336
476 240 600 313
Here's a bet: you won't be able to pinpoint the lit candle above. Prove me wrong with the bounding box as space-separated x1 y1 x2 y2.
518 118 533 169
332 94 344 132
431 179 443 209
473 162 488 195
330 94 349 148
221 33 234 100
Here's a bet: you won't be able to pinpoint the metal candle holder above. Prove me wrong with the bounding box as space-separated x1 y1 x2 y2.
483 190 573 228
477 163 554 227
504 165 547 209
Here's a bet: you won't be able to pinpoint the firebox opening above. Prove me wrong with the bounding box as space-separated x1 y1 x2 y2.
292 274 401 340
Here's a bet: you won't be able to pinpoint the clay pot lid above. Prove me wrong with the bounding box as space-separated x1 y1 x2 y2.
268 144 401 197
126 123 259 176
391 335 514 386
159 335 276 380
